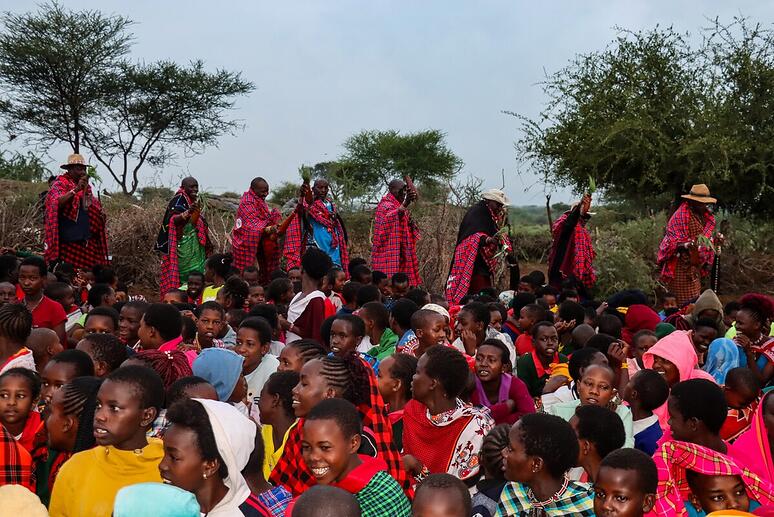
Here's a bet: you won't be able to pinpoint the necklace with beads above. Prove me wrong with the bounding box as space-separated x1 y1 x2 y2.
527 474 570 509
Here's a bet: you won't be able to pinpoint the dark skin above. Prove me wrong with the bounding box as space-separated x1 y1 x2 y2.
735 309 774 384
594 466 656 517
570 414 603 482
174 177 200 227
502 421 565 502
289 268 323 338
667 396 727 454
57 165 88 208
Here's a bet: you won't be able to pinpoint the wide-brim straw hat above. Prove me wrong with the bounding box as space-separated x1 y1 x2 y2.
482 189 510 206
60 153 87 170
681 184 717 204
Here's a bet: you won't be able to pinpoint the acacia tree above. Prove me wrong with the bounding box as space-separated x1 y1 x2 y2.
0 3 253 194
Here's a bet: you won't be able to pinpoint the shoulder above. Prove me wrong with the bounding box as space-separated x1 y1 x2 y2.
41 296 66 317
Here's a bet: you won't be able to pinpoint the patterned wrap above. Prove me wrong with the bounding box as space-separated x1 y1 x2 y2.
231 189 281 283
654 440 774 516
282 197 349 273
44 173 109 269
445 232 498 305
658 202 716 282
549 210 596 288
0 424 34 491
371 193 421 286
156 188 210 296
495 478 595 516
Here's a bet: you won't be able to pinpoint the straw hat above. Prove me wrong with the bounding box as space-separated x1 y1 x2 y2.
60 153 87 170
681 184 717 204
482 189 509 206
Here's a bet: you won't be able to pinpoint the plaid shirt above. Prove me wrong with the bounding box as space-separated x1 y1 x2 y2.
353 470 411 517
371 193 421 286
231 189 281 282
44 172 109 269
658 202 715 281
0 423 34 491
254 485 291 516
495 479 595 516
445 232 492 305
282 197 349 273
550 212 596 288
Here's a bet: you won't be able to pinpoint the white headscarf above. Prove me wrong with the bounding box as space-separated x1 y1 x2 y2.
194 399 257 516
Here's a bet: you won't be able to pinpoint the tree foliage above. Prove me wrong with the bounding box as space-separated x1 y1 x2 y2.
0 2 253 194
513 19 774 215
0 149 48 182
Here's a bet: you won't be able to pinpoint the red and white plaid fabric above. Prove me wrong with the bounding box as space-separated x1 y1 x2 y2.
159 189 209 296
44 173 109 269
231 189 281 282
282 198 349 273
551 212 596 288
371 193 421 285
658 202 715 282
446 232 494 305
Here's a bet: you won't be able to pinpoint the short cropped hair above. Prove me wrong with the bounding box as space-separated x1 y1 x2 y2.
599 448 658 493
305 398 362 439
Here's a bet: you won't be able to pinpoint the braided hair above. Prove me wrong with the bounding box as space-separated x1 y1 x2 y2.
479 423 510 480
133 349 193 392
0 303 32 343
221 276 249 310
60 376 103 452
318 354 371 406
287 339 326 365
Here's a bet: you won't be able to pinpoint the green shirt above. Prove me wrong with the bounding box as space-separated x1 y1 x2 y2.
516 352 568 398
368 328 399 360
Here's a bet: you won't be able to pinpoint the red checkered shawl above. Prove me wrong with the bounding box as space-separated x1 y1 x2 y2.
0 423 33 491
549 211 596 288
282 198 349 273
658 203 715 281
44 173 109 269
654 440 774 516
231 189 281 279
371 193 421 286
445 233 498 305
158 189 209 296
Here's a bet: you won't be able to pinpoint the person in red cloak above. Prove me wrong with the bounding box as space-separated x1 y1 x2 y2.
547 193 596 297
371 179 420 286
231 177 281 285
44 154 109 270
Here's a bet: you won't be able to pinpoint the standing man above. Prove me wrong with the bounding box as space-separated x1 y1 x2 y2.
445 189 512 305
547 193 596 296
231 177 281 285
156 177 211 296
44 154 109 270
658 184 717 305
283 178 349 273
371 179 421 286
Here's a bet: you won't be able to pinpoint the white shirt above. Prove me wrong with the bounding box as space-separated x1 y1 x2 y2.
244 354 280 407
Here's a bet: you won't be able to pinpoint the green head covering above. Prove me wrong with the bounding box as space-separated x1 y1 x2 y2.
655 322 676 340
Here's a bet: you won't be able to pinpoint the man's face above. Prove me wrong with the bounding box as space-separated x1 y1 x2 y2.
182 179 199 199
312 180 329 200
67 165 87 181
251 180 269 199
389 180 407 202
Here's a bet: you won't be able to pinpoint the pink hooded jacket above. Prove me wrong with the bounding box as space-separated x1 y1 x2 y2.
642 330 717 429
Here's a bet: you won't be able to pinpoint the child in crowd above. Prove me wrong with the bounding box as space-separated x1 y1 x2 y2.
0 303 37 373
541 346 608 410
326 268 346 311
257 370 299 479
471 424 509 517
412 473 471 517
162 289 187 304
356 284 382 308
516 321 568 397
49 365 165 516
623 369 670 455
226 308 246 334
402 345 494 482
330 315 377 371
185 271 205 305
338 281 361 315
720 367 760 441
0 367 43 453
391 298 419 352
659 292 679 320
242 424 294 515
195 301 226 349
202 253 233 302
0 281 17 305
192 348 247 405
83 306 119 336
266 277 294 306
39 349 94 408
593 448 657 517
470 338 534 425
300 399 411 517
247 284 266 308
351 264 373 285
127 349 193 392
513 303 544 355
166 376 218 406
18 256 66 345
118 300 147 348
26 327 63 372
376 353 417 450
75 333 127 378
249 304 285 355
454 302 513 362
242 265 260 287
360 301 398 360
403 309 446 358
554 300 586 355
373 270 390 298
290 485 361 517
668 379 728 453
724 300 740 331
235 316 279 414
287 248 333 343
44 282 80 334
734 293 774 386
277 339 326 373
570 404 626 483
630 329 658 371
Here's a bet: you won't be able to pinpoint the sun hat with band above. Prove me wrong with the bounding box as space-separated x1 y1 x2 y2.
481 189 510 206
681 184 717 204
60 153 88 170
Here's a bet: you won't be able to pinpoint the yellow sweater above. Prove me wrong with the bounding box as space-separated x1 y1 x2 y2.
48 439 164 517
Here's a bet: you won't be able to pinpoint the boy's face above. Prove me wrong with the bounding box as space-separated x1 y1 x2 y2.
634 335 658 360
329 319 360 357
138 315 160 349
416 314 446 349
594 466 654 517
518 308 535 332
94 380 156 450
391 281 409 298
489 310 503 331
0 283 17 305
301 418 360 485
724 384 758 410
84 315 116 336
119 307 142 344
518 281 534 294
662 296 678 310
242 270 260 287
187 275 204 298
667 396 694 442
197 309 223 347
18 265 44 297
0 375 34 429
40 361 78 406
234 327 267 372
533 325 559 361
377 278 391 298
376 356 398 402
248 285 265 307
688 473 750 514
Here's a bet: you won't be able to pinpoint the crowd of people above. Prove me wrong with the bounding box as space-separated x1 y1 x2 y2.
0 154 770 516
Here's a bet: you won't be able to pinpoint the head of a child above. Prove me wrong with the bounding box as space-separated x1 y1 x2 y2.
195 301 225 349
0 368 41 434
166 376 218 408
292 485 361 517
479 424 509 481
329 315 365 357
350 265 372 286
692 319 719 358
662 293 678 311
475 338 512 383
411 309 446 352
455 302 489 339
376 353 417 408
26 327 63 372
372 270 389 296
18 256 47 299
359 301 389 337
191 348 246 403
162 289 187 305
411 345 468 408
94 365 164 450
76 333 127 378
291 354 368 418
623 369 670 414
186 272 205 302
44 282 73 311
390 272 409 299
247 284 265 308
84 306 119 336
668 379 727 444
556 300 585 333
301 248 333 288
723 301 740 329
567 347 608 385
88 283 116 309
539 286 559 308
570 404 625 479
355 284 381 308
40 349 94 405
277 340 325 374
686 470 750 514
235 316 272 374
405 288 431 308
326 268 346 295
518 304 544 333
258 370 299 427
412 473 472 517
45 376 103 453
578 364 617 408
390 298 418 336
138 303 182 350
594 448 657 517
531 321 559 363
487 303 507 332
723 367 760 410
242 266 260 287
267 277 294 305
0 303 30 353
217 277 249 312
632 330 658 365
118 300 148 345
301 398 362 485
339 282 360 310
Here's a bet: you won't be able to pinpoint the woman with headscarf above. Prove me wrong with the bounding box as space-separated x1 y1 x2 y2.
666 289 727 335
730 392 774 483
621 304 661 345
159 398 269 516
702 338 741 385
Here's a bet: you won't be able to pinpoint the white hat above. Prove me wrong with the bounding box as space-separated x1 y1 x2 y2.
422 303 450 322
482 189 509 206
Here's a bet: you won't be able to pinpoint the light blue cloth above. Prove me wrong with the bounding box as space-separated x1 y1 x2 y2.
702 338 741 385
310 201 341 266
192 348 244 402
545 399 635 448
114 483 200 517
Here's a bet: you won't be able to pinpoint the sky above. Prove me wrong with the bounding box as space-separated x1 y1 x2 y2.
5 1 773 205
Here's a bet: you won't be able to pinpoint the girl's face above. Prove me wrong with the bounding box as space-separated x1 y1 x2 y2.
518 308 535 332
475 344 504 383
634 335 658 360
248 285 265 307
329 319 361 357
40 361 77 406
734 309 762 338
159 424 210 493
502 422 535 483
376 356 398 402
534 325 559 360
45 388 77 451
234 327 267 372
0 375 34 429
118 307 143 344
578 365 615 407
258 384 277 424
411 354 435 402
455 310 483 336
489 310 503 332
197 309 223 348
332 272 346 293
667 396 693 442
651 354 680 387
278 345 303 372
689 473 750 514
93 380 155 450
301 418 360 485
292 360 332 418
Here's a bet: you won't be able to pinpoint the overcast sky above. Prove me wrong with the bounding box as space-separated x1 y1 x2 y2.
6 1 771 205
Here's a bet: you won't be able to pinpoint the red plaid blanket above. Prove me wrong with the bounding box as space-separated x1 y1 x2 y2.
446 233 497 305
231 189 280 279
371 193 421 285
282 198 349 273
44 173 109 269
159 189 209 296
550 212 596 288
658 202 715 281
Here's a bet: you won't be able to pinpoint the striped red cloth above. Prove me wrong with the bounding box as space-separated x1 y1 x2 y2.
231 189 281 284
658 202 715 282
282 198 349 273
371 193 421 286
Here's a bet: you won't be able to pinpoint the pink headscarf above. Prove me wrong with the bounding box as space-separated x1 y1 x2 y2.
730 392 774 484
643 330 717 428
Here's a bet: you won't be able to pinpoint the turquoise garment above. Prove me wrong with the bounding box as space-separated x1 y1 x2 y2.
310 201 341 266
545 400 635 448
